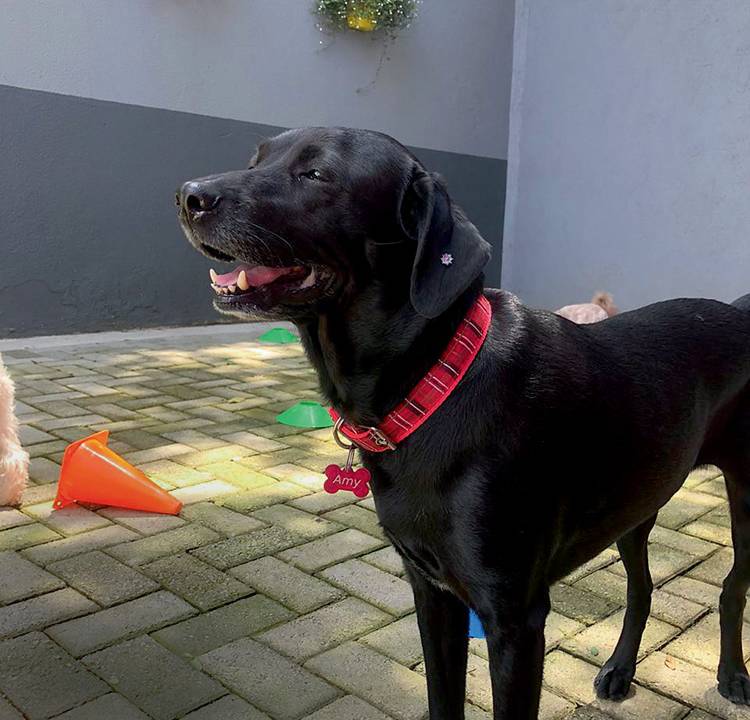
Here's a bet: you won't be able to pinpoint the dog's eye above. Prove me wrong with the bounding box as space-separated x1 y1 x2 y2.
298 169 324 181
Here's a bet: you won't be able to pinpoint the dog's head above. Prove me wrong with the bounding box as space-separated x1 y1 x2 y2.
177 127 490 322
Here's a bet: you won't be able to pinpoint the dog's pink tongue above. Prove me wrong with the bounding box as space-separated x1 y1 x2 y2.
213 265 291 287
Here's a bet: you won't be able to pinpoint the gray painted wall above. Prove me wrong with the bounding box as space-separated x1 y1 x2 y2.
0 85 506 337
503 0 750 311
0 0 514 159
0 0 514 337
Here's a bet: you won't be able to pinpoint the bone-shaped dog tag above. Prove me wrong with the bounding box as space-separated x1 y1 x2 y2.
323 446 371 498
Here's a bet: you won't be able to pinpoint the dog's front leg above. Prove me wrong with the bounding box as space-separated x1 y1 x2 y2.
408 564 469 719
480 591 550 719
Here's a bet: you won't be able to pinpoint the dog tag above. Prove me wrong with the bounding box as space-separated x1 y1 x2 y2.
324 446 372 498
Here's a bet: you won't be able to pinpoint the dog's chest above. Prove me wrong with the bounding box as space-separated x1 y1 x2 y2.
372 484 470 601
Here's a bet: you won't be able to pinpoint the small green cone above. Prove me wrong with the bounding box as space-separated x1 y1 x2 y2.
276 401 334 429
258 327 299 344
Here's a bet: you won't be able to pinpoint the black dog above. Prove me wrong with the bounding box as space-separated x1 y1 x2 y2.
178 127 750 719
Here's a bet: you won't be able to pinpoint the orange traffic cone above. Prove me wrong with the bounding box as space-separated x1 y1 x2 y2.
53 431 182 515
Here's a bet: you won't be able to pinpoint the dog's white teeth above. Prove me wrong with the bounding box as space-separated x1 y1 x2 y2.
228 284 237 293
237 270 249 291
299 268 316 289
209 269 218 283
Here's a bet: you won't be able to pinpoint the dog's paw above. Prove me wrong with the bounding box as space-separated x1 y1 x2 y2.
718 669 750 705
593 662 635 701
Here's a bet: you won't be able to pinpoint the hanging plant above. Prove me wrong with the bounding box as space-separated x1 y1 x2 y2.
315 0 418 35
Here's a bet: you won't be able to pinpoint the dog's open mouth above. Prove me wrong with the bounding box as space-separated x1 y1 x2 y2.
208 263 325 309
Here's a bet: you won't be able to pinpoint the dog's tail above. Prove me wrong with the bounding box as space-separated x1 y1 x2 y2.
591 291 619 317
731 293 750 313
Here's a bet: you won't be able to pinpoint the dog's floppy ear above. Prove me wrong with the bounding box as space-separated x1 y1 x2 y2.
399 168 491 318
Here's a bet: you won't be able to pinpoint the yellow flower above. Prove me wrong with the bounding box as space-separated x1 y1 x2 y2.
347 13 377 31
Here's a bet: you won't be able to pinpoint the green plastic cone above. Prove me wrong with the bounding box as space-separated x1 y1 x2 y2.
276 401 333 429
258 327 299 344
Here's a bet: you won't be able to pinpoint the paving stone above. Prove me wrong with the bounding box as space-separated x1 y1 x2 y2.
18 425 56 445
561 610 679 665
143 552 252 610
0 523 61 551
181 695 271 720
682 711 722 720
230 556 344 613
199 461 277 489
305 641 427 720
278 529 385 572
574 570 706 629
258 597 390 661
563 548 621 584
51 693 149 719
658 490 723 530
361 613 423 666
26 439 68 458
221 481 310 512
320 559 414 617
47 590 195 657
152 595 294 659
0 509 32 531
83 635 224 720
663 612 750 671
0 588 97 638
113 428 170 450
107 524 220 566
543 650 685 719
22 525 139 565
125 443 194 465
362 546 405 576
199 638 339 720
539 690 576 720
23 501 112 535
682 520 732 547
609 542 697 585
160 429 226 450
96 506 186 534
289 491 359 514
544 610 587 652
137 460 213 488
28 456 61 484
20 483 59 505
0 550 65 604
688 548 734 587
221 431 288 453
637 651 749 719
662 575 720 611
182 501 265 536
171 480 237 505
322 505 385 539
0 696 23 720
264 463 325 490
48 550 159 606
0 632 107 720
304 696 392 720
550 583 620 625
649 524 719 557
565 708 618 720
192 526 304 569
174 445 255 467
253 504 342 539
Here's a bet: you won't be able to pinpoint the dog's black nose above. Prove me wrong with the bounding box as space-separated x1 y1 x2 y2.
179 181 222 216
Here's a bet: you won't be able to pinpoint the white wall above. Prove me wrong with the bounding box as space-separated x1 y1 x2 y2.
0 0 514 159
503 0 750 310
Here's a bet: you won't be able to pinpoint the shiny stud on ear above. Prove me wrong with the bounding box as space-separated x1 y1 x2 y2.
441 253 454 266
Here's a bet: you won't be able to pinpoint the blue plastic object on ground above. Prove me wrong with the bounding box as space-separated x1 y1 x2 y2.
468 609 485 639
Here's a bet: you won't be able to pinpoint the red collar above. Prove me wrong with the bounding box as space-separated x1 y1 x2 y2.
328 295 492 453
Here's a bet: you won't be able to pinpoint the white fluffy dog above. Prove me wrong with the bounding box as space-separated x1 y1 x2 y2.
0 355 28 506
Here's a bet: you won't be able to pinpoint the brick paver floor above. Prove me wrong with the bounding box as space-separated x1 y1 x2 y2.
2 325 750 719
